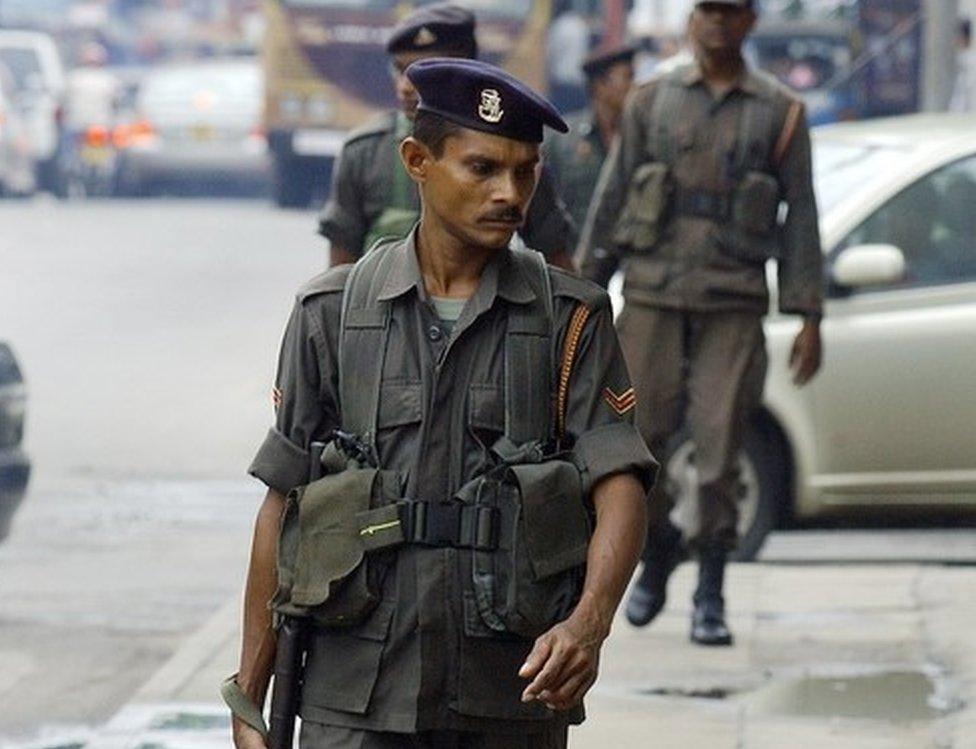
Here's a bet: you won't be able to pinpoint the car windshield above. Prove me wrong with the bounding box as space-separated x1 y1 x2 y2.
812 140 908 215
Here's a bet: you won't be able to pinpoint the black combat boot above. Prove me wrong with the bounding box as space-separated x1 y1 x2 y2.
690 545 733 646
625 522 685 627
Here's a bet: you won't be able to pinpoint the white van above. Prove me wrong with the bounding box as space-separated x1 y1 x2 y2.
0 30 66 193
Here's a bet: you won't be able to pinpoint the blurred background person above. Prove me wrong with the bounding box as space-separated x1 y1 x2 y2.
547 3 591 113
951 18 975 112
547 43 636 229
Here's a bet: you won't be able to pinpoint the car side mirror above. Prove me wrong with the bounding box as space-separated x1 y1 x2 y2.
831 244 906 288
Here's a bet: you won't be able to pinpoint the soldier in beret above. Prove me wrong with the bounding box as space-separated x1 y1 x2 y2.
577 0 824 646
230 58 656 748
546 44 636 230
318 3 578 271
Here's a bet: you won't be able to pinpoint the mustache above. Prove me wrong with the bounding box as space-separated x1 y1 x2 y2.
480 207 524 224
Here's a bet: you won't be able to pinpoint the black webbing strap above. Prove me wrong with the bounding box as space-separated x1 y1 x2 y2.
504 248 554 445
339 240 399 445
734 93 775 175
398 500 499 551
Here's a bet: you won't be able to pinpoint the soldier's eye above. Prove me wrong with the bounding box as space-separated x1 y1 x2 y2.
470 161 493 176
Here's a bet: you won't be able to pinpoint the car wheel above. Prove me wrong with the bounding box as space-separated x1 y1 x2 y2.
665 419 789 562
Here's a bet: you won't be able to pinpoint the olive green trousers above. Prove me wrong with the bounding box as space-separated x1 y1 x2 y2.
616 304 767 550
300 724 569 748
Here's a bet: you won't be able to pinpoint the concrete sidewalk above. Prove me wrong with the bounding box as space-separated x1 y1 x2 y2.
92 563 976 748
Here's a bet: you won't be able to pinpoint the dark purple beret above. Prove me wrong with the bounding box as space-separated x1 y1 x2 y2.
406 58 568 143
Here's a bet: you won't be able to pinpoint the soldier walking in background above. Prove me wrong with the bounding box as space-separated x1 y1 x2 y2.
577 0 824 646
319 3 578 271
546 44 636 230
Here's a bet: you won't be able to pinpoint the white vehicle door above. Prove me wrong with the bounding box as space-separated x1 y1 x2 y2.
810 153 976 504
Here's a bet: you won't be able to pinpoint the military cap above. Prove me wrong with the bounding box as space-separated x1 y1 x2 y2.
386 3 478 56
581 43 637 79
406 57 569 143
695 0 755 8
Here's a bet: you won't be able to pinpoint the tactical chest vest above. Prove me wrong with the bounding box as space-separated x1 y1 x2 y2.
274 241 592 639
614 67 803 264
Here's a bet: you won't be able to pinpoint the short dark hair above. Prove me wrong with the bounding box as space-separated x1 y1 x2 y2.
412 109 464 157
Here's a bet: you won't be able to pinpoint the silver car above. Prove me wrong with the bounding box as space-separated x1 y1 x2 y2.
114 59 269 195
616 114 976 559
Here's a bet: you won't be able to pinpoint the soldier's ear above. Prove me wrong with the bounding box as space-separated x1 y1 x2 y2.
400 137 430 184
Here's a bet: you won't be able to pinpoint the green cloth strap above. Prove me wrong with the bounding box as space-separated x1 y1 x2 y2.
220 673 269 739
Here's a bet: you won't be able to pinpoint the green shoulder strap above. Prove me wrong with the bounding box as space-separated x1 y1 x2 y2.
338 239 399 447
648 72 689 166
504 248 554 445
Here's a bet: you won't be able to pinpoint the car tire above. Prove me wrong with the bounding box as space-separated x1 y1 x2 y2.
665 418 790 562
271 154 315 208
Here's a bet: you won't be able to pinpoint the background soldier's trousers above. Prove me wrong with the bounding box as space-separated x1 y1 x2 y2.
616 305 768 551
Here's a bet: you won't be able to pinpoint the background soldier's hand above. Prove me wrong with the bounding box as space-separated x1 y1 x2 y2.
790 316 822 386
518 607 607 711
232 717 268 749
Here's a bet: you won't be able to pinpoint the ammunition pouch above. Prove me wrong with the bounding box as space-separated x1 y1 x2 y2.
612 161 672 254
464 440 591 640
272 440 403 628
725 170 782 265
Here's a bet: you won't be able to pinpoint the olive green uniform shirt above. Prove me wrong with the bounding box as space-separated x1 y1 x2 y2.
545 109 610 231
577 62 824 316
249 230 656 733
319 112 578 259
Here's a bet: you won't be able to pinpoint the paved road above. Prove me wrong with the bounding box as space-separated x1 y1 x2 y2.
1 196 323 480
1 199 974 747
0 197 324 741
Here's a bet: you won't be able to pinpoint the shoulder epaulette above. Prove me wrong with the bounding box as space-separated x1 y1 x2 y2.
549 267 610 310
296 265 353 303
342 111 396 149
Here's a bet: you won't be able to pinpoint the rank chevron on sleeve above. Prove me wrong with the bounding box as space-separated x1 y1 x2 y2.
603 386 636 416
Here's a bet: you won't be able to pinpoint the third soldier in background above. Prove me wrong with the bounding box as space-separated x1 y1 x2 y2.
577 0 824 646
319 3 577 271
546 44 636 230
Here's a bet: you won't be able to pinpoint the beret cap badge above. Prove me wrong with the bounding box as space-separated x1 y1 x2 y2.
413 26 438 46
478 89 504 123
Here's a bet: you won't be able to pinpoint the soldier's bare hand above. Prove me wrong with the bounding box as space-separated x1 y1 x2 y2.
518 609 606 711
232 718 268 749
790 317 822 386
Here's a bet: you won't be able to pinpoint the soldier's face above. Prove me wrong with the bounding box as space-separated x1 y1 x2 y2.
690 4 756 54
405 128 541 251
593 61 634 112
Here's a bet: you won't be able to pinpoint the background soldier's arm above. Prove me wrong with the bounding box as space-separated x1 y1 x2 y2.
318 141 369 265
776 104 824 318
576 88 647 287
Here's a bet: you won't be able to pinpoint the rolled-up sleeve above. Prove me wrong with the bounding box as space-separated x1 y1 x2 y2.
248 297 339 495
563 300 658 496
